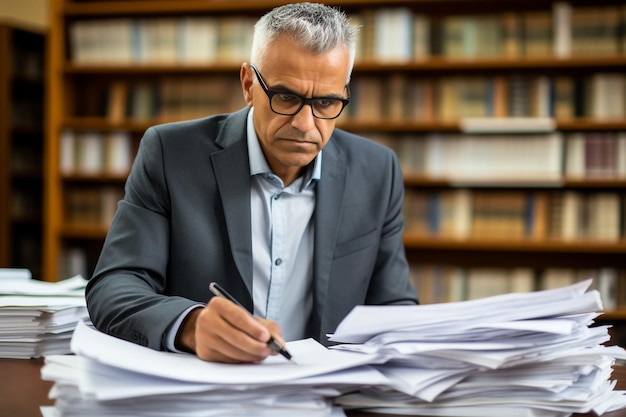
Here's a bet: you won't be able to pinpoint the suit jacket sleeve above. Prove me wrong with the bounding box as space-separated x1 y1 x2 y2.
86 124 205 350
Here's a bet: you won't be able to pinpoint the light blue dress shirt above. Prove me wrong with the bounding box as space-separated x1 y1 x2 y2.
247 107 320 341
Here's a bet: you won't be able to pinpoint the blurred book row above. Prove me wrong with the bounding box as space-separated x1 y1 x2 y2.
409 265 624 308
404 189 625 241
355 3 625 60
68 3 626 64
370 132 626 181
83 73 626 123
346 73 626 122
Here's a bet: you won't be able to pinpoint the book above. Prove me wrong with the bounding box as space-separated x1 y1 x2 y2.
552 2 572 57
178 17 218 63
104 131 133 175
75 132 105 174
373 8 413 62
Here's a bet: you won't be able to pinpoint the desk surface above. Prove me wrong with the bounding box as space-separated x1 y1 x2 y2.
2 358 626 417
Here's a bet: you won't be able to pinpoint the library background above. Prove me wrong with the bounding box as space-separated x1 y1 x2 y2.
1 0 626 343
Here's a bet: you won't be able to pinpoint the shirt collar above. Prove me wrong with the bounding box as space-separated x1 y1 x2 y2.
246 107 322 185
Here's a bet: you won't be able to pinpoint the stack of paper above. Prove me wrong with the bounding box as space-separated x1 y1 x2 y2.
0 274 89 358
39 279 626 417
41 320 388 417
329 279 626 416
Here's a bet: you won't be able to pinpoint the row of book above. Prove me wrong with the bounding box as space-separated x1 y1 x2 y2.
69 16 256 64
403 189 624 241
344 73 626 122
369 132 626 180
409 264 624 308
89 73 626 123
59 129 626 182
355 3 625 61
67 4 626 64
63 186 124 228
60 130 134 176
380 132 563 181
105 78 246 123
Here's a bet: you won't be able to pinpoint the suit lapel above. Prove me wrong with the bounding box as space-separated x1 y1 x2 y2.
210 110 254 308
311 140 347 339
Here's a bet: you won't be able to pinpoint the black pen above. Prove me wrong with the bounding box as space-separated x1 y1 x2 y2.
208 282 296 364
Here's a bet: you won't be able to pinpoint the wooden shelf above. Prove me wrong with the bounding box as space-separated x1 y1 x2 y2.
599 310 626 321
62 173 129 183
403 235 626 254
61 224 109 239
403 174 626 188
356 56 626 72
63 56 626 74
62 0 534 16
61 116 626 134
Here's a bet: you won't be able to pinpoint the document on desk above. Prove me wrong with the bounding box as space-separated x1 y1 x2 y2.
0 275 89 358
328 279 626 417
41 320 389 417
70 320 384 385
329 279 598 344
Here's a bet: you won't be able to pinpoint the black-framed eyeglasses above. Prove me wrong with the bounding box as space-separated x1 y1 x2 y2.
250 64 350 120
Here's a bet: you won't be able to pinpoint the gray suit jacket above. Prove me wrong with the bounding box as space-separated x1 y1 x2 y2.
86 107 418 350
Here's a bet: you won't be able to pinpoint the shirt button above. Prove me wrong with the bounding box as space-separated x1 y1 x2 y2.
273 193 281 200
274 258 282 266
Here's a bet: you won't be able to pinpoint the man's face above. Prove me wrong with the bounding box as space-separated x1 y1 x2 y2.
240 35 351 185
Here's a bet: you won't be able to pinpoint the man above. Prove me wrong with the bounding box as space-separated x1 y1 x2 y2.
86 2 418 364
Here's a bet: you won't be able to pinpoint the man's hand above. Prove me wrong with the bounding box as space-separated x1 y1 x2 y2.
175 297 283 363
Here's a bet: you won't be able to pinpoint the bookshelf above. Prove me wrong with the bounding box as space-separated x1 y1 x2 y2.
45 0 626 338
0 22 45 279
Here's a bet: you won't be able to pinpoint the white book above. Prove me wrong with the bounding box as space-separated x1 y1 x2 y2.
597 268 617 310
533 76 551 117
561 191 581 240
105 131 133 175
509 268 535 293
460 117 556 134
69 21 88 63
451 189 472 238
446 267 467 302
540 268 575 290
466 268 510 300
76 132 104 174
373 8 413 61
564 133 586 178
587 193 620 240
138 18 179 63
60 130 76 175
179 17 218 63
544 132 564 179
592 73 625 119
552 2 572 57
104 19 134 63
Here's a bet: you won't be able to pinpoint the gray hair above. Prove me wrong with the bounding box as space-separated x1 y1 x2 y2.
250 2 358 81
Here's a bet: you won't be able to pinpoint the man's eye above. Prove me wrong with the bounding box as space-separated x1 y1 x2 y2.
316 99 338 108
277 93 299 103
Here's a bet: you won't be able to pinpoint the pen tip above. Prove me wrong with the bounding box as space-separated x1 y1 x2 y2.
289 358 298 365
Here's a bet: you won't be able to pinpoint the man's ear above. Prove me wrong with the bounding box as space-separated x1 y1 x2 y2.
240 63 254 106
